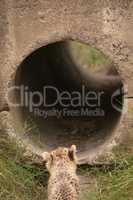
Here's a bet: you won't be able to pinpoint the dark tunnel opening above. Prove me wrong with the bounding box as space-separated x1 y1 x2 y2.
12 41 124 162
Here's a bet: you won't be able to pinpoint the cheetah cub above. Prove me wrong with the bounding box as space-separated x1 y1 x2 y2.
41 145 79 200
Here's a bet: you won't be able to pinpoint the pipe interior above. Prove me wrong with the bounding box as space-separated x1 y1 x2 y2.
13 41 124 160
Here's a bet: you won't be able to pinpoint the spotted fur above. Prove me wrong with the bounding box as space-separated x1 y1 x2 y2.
41 145 79 200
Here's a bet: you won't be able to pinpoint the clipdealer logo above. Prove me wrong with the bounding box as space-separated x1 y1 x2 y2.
6 85 104 111
6 84 127 118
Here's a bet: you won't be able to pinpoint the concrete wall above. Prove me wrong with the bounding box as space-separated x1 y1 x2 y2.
0 0 133 163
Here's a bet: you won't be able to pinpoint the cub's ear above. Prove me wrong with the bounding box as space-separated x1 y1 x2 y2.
70 145 77 152
68 145 77 161
41 152 50 162
41 152 53 171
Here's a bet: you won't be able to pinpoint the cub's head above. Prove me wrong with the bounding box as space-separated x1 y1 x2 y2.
41 145 77 173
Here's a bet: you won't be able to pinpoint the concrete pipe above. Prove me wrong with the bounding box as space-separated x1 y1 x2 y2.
0 0 133 164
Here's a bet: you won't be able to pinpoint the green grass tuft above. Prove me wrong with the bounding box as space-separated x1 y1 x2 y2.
0 131 48 200
70 41 111 71
79 146 133 200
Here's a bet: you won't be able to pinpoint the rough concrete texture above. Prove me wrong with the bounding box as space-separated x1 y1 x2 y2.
0 0 133 164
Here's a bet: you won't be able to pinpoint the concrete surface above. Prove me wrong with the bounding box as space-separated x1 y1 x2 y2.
0 0 133 164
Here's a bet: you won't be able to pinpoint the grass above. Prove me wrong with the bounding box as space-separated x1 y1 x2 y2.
70 41 111 72
79 146 133 200
99 148 133 200
0 131 48 200
1 130 133 200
